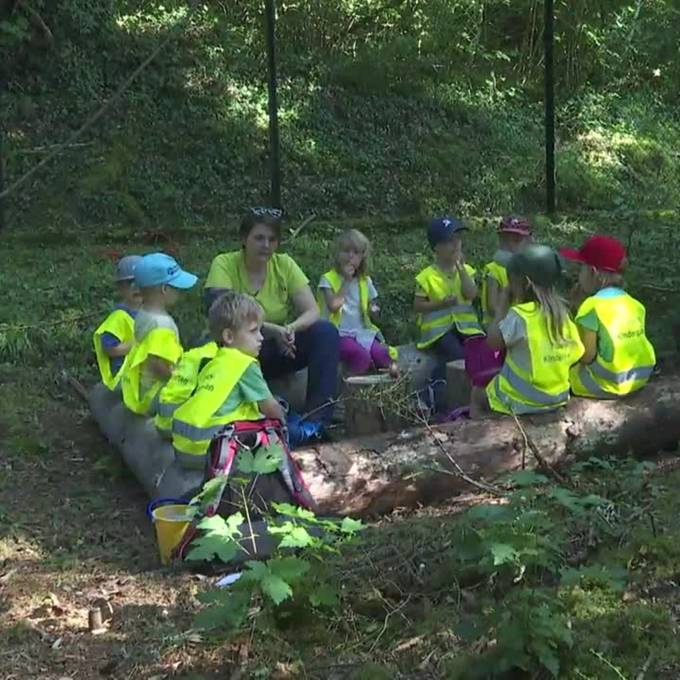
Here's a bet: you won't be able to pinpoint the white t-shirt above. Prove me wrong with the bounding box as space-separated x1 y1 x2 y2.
318 275 379 349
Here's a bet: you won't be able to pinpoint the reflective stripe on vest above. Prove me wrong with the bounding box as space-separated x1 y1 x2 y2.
571 291 655 398
172 347 262 468
93 308 135 390
487 302 584 415
415 265 483 348
154 342 218 433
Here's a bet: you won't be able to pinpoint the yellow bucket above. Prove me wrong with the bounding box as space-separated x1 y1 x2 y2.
151 503 196 565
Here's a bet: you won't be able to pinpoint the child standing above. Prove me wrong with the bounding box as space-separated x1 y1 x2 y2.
120 252 197 415
172 291 286 469
317 229 397 375
414 216 483 411
481 216 533 325
93 255 143 390
472 244 584 417
560 235 655 398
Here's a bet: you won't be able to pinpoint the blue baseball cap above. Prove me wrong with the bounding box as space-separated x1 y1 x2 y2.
115 255 143 282
134 252 198 289
427 216 467 248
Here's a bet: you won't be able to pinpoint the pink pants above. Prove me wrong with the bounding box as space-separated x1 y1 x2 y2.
339 336 392 375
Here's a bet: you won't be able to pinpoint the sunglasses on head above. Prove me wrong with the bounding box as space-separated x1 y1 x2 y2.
249 207 283 219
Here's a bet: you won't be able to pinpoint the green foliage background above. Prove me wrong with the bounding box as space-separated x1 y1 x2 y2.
2 0 680 226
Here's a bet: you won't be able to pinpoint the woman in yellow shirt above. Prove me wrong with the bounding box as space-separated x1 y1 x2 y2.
205 208 340 430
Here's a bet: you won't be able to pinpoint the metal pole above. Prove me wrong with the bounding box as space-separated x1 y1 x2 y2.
0 75 5 231
544 0 556 215
264 0 281 209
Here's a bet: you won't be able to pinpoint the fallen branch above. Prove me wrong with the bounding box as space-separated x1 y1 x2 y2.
284 213 316 243
512 413 568 486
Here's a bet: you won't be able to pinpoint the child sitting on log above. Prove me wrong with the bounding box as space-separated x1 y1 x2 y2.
414 216 483 411
154 340 218 438
120 252 197 415
481 216 533 326
172 291 286 469
471 244 584 418
317 228 397 376
560 235 656 398
93 255 142 390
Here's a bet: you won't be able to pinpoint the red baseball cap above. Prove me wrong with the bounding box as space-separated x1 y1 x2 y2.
498 215 532 236
559 235 626 273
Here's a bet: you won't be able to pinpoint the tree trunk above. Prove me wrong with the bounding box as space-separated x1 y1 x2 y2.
89 376 680 518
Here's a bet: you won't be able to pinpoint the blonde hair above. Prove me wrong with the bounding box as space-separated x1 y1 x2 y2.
209 290 263 343
334 228 371 277
592 269 624 290
512 275 572 345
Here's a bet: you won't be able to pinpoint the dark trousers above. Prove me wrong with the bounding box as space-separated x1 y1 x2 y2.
429 330 466 413
259 320 339 424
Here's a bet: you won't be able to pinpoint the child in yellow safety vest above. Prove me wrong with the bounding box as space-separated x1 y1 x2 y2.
471 244 585 418
92 255 142 390
560 235 655 398
317 228 398 375
481 216 533 326
120 252 197 416
172 291 286 469
414 216 483 411
154 340 218 438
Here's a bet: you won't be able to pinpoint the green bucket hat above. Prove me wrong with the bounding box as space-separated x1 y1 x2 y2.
507 244 563 288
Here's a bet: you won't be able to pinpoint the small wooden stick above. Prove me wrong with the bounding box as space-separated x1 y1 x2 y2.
511 413 568 485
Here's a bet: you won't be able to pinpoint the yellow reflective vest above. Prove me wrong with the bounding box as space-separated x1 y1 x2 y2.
415 264 483 349
154 341 218 435
120 327 183 415
481 259 509 325
487 302 584 415
92 307 136 390
570 290 655 399
172 347 263 469
317 269 397 359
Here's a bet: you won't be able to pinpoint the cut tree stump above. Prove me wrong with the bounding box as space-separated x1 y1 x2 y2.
89 375 680 518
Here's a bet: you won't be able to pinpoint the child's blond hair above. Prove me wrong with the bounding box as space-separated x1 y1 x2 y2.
334 228 371 277
209 291 263 343
591 269 624 290
512 275 572 346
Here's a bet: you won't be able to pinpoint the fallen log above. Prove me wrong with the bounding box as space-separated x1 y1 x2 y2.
89 376 680 518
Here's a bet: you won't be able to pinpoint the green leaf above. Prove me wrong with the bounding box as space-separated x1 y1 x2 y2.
309 583 339 607
466 504 513 522
271 502 317 522
186 513 244 563
260 574 293 605
533 640 560 677
490 543 518 566
236 449 256 473
189 477 226 510
253 442 284 474
194 590 250 630
279 526 315 548
339 517 364 534
269 556 311 582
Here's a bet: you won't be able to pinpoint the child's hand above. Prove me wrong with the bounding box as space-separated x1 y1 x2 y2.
441 295 458 309
341 262 356 280
273 325 296 358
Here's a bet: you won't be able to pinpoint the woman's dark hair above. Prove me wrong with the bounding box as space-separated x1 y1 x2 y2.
239 208 283 241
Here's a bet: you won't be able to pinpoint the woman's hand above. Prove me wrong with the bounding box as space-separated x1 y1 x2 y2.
270 324 296 358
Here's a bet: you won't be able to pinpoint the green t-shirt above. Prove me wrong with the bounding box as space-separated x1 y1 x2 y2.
205 251 309 325
219 363 272 414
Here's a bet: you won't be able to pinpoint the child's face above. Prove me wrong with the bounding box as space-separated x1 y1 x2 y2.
223 318 264 358
117 280 142 307
162 285 181 307
338 245 364 273
501 233 531 254
578 264 598 294
435 235 462 264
